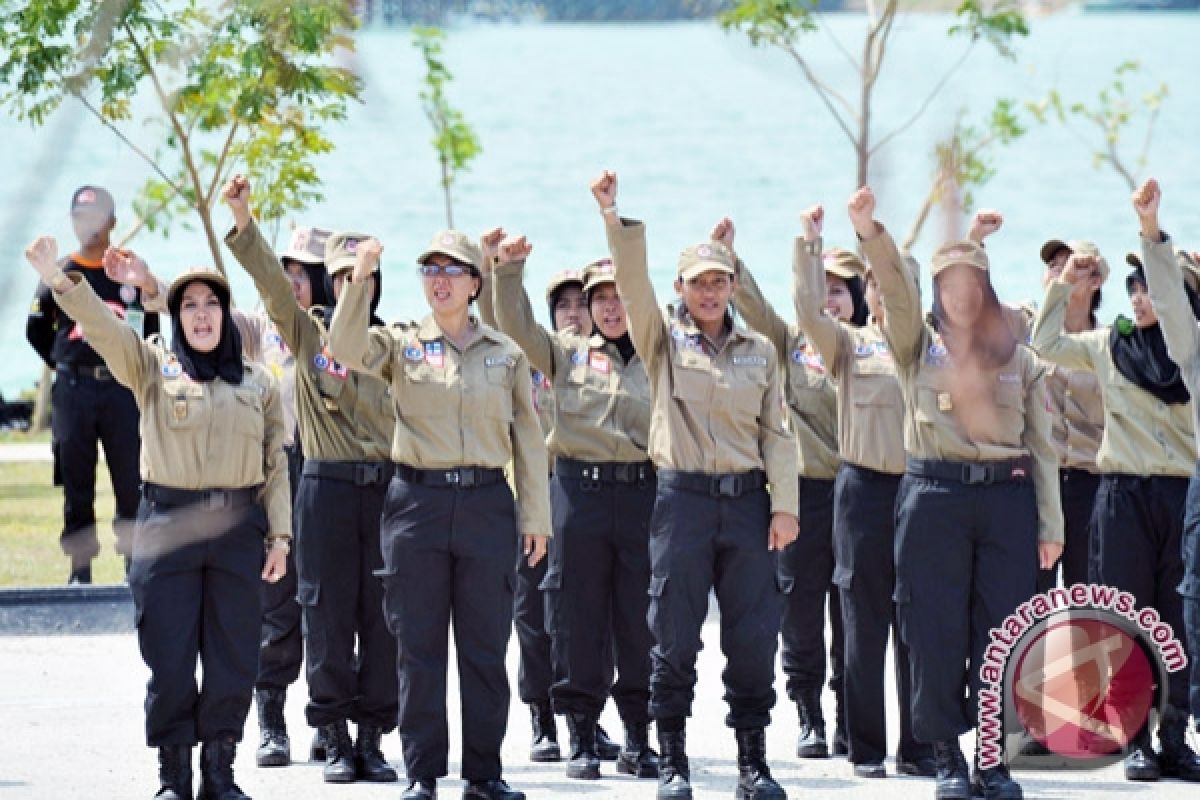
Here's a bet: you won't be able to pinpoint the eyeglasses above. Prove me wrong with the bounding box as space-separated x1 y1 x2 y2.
418 263 473 277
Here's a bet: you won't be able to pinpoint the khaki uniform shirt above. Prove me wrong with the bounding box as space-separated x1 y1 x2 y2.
479 271 556 436
1141 234 1200 456
1006 306 1105 472
734 255 840 481
493 259 652 463
1033 250 1196 477
328 280 551 538
793 237 905 475
55 275 291 539
868 229 1063 544
607 221 798 517
225 222 393 462
1032 279 1195 477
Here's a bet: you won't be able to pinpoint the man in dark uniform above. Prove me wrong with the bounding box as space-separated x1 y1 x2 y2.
25 185 158 583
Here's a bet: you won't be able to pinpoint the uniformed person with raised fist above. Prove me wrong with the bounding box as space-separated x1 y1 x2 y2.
26 236 289 800
856 186 1063 800
789 203 934 780
492 235 657 782
594 169 799 800
1132 179 1200 783
1035 177 1200 784
222 176 398 786
718 214 849 761
328 231 550 800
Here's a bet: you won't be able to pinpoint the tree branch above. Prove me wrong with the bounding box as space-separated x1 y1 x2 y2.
870 43 974 157
70 92 184 194
782 42 859 144
205 120 240 207
817 15 860 73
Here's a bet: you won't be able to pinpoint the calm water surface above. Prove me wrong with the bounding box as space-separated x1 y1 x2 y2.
2 13 1198 396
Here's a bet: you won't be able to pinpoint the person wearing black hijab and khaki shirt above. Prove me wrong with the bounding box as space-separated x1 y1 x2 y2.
858 186 1062 800
218 176 400 786
721 215 849 762
328 232 549 800
594 170 798 800
1101 177 1200 783
492 236 657 782
26 237 289 800
789 203 934 779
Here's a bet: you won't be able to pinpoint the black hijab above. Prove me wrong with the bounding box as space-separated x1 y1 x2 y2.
1109 268 1200 405
843 275 870 328
168 278 244 385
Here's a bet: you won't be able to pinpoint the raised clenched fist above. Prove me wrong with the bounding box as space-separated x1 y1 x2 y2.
498 235 533 264
800 205 824 242
709 217 736 254
968 210 1003 243
1132 178 1161 221
591 170 618 210
479 227 506 274
352 237 383 283
847 187 877 239
25 235 60 282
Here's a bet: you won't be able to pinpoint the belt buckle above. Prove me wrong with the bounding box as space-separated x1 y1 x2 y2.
444 470 461 486
205 490 229 511
581 465 600 492
355 463 382 485
715 474 743 497
459 468 478 489
962 464 992 485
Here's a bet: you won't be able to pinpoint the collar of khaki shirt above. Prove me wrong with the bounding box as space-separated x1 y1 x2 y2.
415 313 503 350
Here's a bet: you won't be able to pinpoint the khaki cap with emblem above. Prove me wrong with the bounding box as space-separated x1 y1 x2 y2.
282 226 332 266
325 232 375 276
167 266 231 311
822 248 866 280
417 229 483 272
544 269 585 301
581 258 616 294
931 240 989 277
1127 249 1200 293
1040 238 1110 282
677 241 736 281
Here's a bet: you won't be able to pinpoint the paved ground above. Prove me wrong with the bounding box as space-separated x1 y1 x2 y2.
2 625 1196 799
0 442 52 463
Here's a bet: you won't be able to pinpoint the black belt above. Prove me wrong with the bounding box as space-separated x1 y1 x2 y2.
906 457 1032 486
303 459 392 486
658 469 767 498
555 457 654 488
144 483 259 510
57 363 112 381
395 464 504 489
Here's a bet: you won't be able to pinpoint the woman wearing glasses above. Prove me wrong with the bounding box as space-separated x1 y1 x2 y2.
328 232 551 800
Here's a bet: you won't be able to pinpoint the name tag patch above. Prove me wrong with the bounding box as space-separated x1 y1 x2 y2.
732 355 767 367
998 373 1021 384
486 355 514 368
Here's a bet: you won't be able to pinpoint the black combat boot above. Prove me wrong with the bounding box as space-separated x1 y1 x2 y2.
735 728 787 799
462 778 525 799
154 745 192 799
616 720 659 778
528 704 561 762
196 735 250 800
1125 727 1161 782
308 727 328 762
1159 706 1200 782
795 689 828 758
971 731 1023 799
932 739 970 800
319 721 356 783
565 712 602 780
401 778 436 799
253 687 289 767
596 722 620 760
354 724 398 782
656 724 692 800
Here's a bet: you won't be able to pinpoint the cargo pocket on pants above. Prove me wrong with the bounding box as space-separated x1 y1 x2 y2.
539 569 562 635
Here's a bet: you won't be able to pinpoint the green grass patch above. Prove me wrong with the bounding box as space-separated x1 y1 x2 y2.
0 461 126 587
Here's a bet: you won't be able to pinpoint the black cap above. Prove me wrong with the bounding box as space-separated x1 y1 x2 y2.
70 186 114 218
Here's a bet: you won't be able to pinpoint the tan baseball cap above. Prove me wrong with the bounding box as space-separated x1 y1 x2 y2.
325 232 375 276
167 266 231 312
581 258 616 294
1041 239 1110 282
677 242 736 282
417 230 483 272
282 226 332 266
822 248 866 280
544 269 585 301
931 240 989 277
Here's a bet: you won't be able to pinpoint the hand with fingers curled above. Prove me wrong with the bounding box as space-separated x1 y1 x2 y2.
1132 178 1162 241
800 205 824 242
497 234 533 265
222 173 253 230
479 227 507 274
351 237 384 284
710 217 736 258
769 512 799 551
847 186 879 240
591 170 619 224
968 209 1004 245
